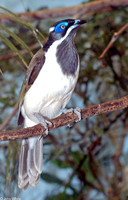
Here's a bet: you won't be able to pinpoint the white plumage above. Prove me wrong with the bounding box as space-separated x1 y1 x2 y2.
18 19 86 190
23 40 79 121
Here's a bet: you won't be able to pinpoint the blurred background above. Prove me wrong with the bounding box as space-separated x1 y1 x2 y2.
0 0 128 199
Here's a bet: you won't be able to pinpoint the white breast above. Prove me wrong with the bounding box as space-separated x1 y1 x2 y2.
23 41 79 123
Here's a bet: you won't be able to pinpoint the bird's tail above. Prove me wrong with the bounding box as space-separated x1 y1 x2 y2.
18 117 43 190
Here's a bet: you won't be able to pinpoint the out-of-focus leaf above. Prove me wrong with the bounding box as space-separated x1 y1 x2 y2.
41 172 63 185
0 32 28 67
70 151 83 164
95 126 104 135
0 6 45 40
52 159 71 169
0 24 33 57
45 193 78 200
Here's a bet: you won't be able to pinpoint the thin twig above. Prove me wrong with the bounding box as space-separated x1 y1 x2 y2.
0 42 41 61
99 23 128 66
0 103 18 131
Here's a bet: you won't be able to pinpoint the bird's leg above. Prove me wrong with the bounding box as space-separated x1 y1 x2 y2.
34 113 52 136
61 107 81 127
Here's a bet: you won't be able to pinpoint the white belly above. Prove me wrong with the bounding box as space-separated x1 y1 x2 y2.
23 49 79 122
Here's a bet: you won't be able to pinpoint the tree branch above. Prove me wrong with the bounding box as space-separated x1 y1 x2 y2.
0 0 128 23
99 22 128 66
0 95 128 141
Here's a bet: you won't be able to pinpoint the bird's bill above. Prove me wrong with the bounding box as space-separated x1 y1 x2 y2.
74 19 87 26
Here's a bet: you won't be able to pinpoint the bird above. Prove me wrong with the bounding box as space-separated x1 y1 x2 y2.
17 18 86 190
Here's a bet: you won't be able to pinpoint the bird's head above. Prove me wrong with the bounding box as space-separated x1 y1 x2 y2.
49 19 86 39
43 19 86 51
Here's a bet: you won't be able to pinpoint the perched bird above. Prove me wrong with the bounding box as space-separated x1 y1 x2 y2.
18 19 86 190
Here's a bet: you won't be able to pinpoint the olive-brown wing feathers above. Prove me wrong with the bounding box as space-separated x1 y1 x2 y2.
18 49 45 125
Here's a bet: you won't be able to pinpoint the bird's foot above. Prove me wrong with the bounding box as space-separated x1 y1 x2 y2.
61 107 81 128
34 113 52 136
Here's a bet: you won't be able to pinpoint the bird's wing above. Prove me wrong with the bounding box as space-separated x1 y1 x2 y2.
18 48 45 125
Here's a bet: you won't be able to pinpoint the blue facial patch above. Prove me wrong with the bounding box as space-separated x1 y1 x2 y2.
55 22 68 33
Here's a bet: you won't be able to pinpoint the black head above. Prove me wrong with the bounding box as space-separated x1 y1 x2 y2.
43 19 86 52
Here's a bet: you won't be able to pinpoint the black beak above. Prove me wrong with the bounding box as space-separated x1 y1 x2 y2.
74 19 87 26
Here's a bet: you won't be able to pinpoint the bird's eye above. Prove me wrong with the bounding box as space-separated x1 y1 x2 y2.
60 25 66 29
55 22 68 33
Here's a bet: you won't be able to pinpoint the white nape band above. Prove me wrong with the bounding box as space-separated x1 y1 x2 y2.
49 27 55 32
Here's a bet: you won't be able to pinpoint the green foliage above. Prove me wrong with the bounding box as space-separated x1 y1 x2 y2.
41 172 64 185
0 23 33 57
0 6 45 69
0 4 128 200
43 8 128 199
